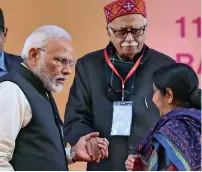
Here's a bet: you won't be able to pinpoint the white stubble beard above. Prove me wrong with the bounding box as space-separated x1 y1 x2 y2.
32 60 65 93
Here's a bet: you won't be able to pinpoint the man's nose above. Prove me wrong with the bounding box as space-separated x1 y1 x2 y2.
125 32 134 42
62 63 72 75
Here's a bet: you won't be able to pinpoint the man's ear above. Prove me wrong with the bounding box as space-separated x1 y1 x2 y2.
27 48 40 66
106 26 111 37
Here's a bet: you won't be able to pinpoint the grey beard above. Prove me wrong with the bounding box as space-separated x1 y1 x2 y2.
32 62 63 93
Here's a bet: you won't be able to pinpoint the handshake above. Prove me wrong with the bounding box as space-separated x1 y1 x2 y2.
68 132 109 163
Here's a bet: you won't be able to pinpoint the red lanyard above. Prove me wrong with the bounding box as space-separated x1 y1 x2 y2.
104 49 143 101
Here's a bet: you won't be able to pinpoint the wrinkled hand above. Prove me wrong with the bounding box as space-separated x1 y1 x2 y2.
71 132 109 162
125 154 148 171
71 132 99 162
86 137 109 163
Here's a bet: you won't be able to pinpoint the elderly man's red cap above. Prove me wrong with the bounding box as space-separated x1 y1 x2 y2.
104 0 146 24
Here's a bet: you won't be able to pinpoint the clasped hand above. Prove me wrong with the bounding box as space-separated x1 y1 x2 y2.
71 132 109 163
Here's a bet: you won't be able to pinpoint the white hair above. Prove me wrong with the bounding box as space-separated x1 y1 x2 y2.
108 16 147 28
21 25 72 59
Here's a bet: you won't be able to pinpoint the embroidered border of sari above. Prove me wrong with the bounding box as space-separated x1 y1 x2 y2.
151 132 191 171
147 143 158 171
136 109 201 171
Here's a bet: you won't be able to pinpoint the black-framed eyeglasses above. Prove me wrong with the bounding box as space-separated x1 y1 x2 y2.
38 48 75 67
109 25 147 38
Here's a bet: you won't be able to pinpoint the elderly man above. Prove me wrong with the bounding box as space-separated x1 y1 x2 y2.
0 8 22 77
64 0 175 171
0 25 108 171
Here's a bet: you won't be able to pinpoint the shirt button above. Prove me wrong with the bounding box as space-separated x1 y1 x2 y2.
129 144 135 150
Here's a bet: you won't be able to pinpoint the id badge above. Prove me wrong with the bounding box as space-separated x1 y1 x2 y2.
110 101 133 136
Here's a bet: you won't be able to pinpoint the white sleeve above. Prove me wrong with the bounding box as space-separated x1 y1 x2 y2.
65 147 75 165
0 81 32 171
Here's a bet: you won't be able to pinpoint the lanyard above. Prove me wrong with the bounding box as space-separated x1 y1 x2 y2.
104 49 143 101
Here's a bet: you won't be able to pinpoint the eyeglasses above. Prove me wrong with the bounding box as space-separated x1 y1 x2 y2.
38 48 75 67
109 25 147 38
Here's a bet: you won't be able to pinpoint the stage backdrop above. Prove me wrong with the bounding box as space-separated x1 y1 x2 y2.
0 0 201 170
